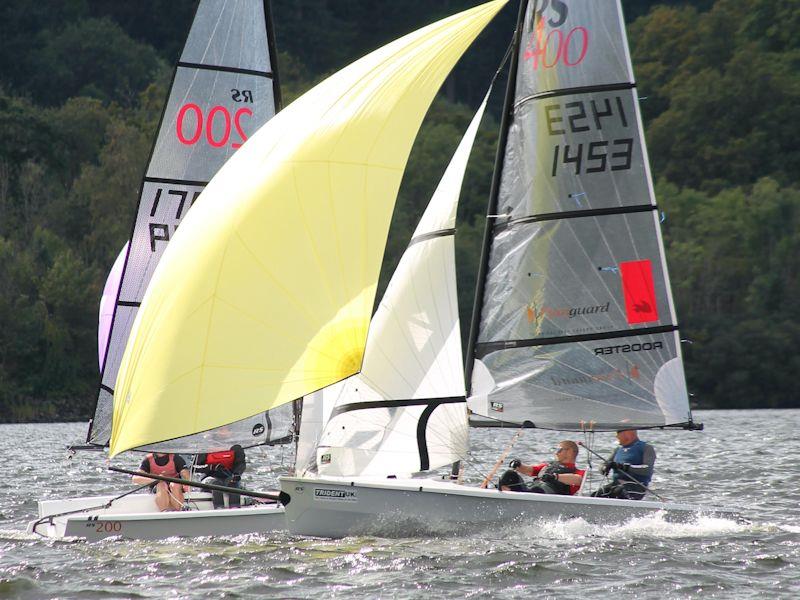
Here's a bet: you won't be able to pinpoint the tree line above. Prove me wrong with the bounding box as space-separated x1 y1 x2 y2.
0 0 797 421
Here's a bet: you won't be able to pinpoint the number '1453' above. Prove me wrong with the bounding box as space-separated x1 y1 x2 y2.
551 138 633 176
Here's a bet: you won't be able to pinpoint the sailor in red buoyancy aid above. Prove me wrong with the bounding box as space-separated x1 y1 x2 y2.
131 453 191 511
499 440 585 495
195 445 246 508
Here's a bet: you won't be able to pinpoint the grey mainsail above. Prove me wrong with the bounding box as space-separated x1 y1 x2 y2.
466 0 695 431
89 0 288 450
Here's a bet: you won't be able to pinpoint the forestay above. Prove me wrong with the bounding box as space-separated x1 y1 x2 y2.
109 1 508 457
467 0 694 431
89 0 283 451
309 92 492 478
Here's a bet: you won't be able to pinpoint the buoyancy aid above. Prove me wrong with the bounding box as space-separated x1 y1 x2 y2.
612 439 653 486
536 461 584 495
145 453 179 478
205 450 235 471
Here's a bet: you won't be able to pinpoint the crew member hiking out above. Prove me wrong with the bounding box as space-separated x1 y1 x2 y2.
499 440 585 495
591 429 656 500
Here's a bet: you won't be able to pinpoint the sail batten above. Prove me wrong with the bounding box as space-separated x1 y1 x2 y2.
467 0 693 431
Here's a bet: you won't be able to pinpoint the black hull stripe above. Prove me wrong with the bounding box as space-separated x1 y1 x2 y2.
177 61 273 79
117 300 141 308
475 325 679 358
100 384 114 395
515 82 637 107
144 176 209 188
407 228 455 248
494 204 656 232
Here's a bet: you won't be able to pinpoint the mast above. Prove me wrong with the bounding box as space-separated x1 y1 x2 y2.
265 0 283 111
465 0 529 395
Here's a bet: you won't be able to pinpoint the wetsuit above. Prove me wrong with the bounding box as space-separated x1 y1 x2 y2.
499 461 585 495
527 461 585 495
591 439 656 500
195 445 246 508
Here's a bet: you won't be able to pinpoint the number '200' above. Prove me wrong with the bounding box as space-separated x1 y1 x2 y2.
176 104 252 149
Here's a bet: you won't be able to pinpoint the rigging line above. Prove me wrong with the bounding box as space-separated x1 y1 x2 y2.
480 427 524 489
28 483 153 536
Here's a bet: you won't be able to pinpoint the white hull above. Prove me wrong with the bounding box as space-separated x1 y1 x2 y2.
28 491 285 541
280 476 738 538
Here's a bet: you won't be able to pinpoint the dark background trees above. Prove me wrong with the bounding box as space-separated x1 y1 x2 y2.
0 0 797 420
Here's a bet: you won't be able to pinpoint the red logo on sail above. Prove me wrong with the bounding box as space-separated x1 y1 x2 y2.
619 260 659 324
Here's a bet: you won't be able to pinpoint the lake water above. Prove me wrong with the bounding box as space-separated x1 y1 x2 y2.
1 410 798 598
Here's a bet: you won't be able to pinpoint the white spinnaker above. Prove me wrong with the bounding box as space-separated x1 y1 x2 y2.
313 92 492 477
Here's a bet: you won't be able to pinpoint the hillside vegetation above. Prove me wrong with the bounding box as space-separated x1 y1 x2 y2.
0 0 797 420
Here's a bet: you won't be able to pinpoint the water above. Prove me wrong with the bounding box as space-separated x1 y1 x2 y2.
1 410 798 599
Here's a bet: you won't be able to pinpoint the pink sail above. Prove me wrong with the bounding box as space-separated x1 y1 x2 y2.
98 242 128 371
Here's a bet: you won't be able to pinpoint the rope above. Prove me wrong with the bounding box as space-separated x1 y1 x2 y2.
479 428 524 489
29 484 152 537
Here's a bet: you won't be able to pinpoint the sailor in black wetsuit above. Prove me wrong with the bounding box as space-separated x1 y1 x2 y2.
195 444 246 509
591 429 656 500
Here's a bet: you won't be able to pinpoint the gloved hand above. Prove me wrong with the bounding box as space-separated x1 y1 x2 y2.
228 474 241 485
539 472 558 484
509 458 522 469
602 461 620 475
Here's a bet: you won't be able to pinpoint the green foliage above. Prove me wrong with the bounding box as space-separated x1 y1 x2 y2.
0 0 798 420
631 0 800 191
659 178 800 407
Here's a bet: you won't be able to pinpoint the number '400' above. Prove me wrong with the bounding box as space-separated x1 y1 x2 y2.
176 104 252 149
552 139 633 176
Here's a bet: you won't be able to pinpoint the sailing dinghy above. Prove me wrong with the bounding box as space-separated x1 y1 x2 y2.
30 0 510 540
279 0 738 538
30 0 287 540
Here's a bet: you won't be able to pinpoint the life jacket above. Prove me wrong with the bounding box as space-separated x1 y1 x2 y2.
145 453 179 478
206 450 235 471
538 461 584 495
612 439 653 486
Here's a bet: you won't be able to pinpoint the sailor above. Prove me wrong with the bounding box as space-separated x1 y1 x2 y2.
591 429 656 500
132 452 190 511
195 444 246 509
500 440 585 495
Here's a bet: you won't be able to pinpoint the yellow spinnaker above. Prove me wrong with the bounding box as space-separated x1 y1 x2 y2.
110 1 508 456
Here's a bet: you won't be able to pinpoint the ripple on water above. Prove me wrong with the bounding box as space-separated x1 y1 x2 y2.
2 415 800 598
